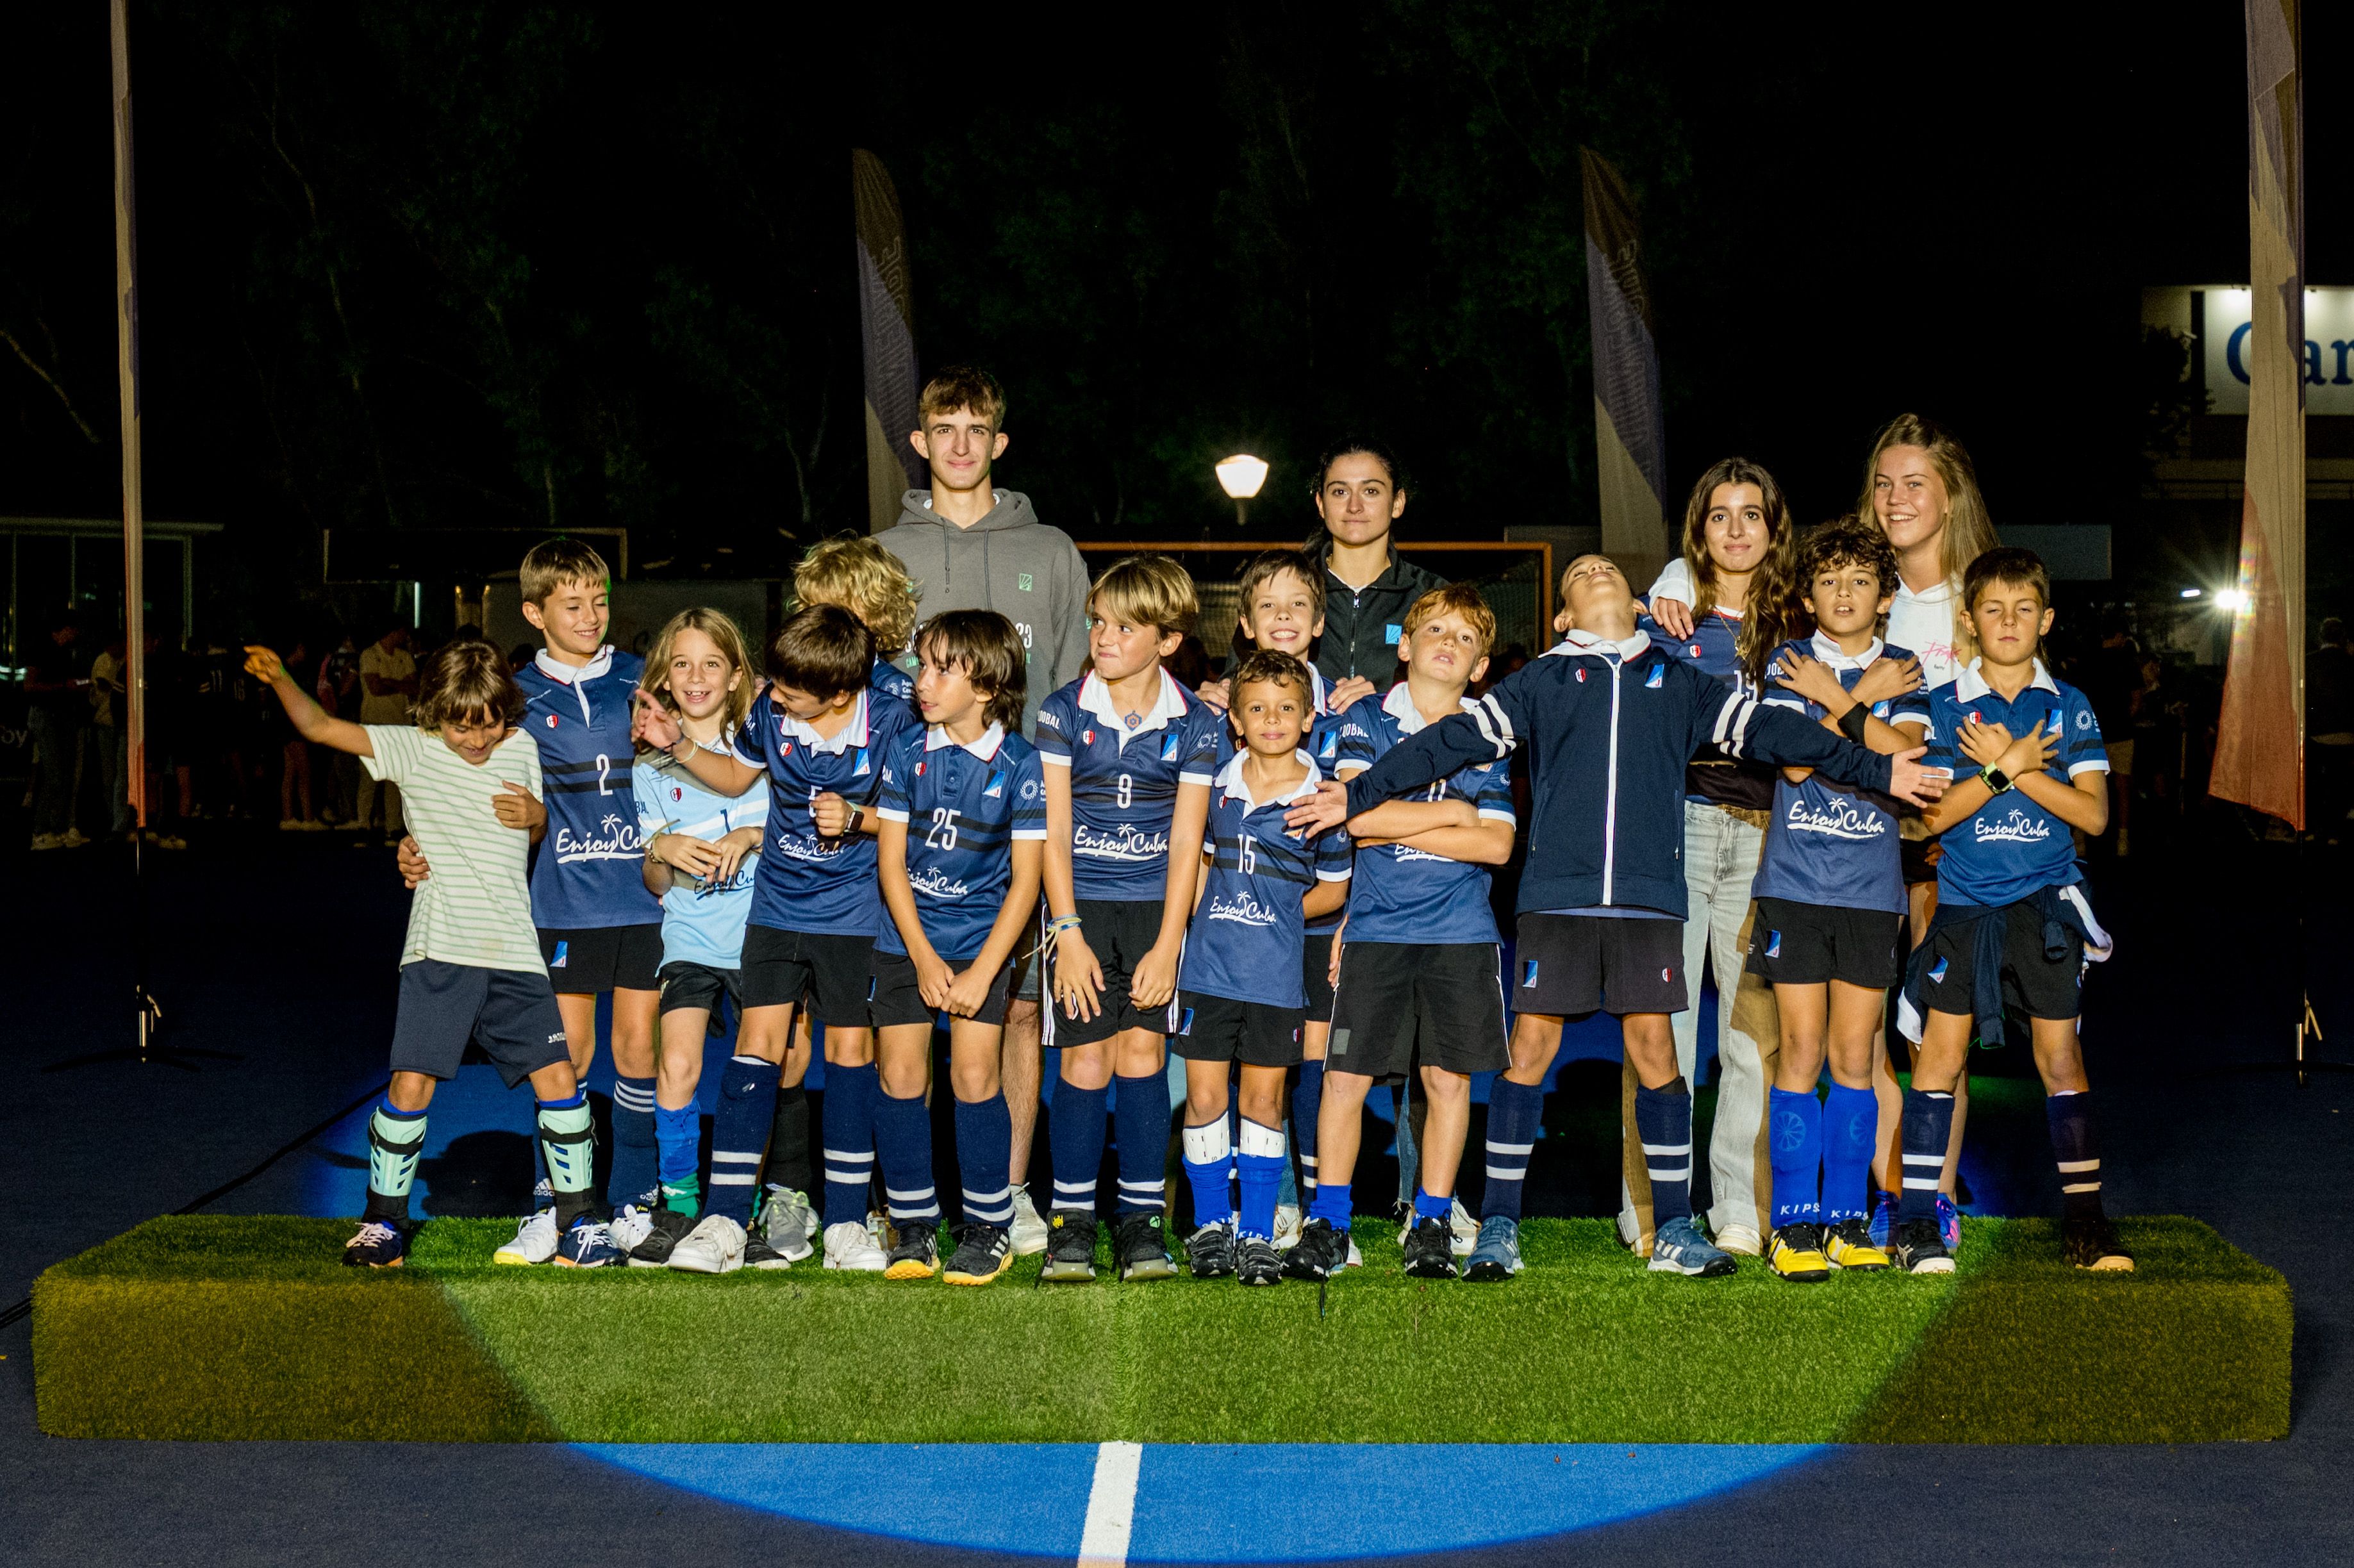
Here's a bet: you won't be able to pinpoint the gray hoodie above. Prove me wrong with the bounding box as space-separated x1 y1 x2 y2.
877 489 1093 738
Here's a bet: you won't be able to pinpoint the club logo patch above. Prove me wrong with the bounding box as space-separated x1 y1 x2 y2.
546 714 559 729
1929 956 1949 984
1521 960 1540 988
1873 701 1890 717
550 941 568 968
1576 668 1586 683
1690 643 1703 657
1179 1007 1197 1036
1020 779 1041 800
2077 709 2093 729
914 761 925 777
1160 734 1182 762
1082 729 1096 746
984 770 1006 798
1661 966 1673 982
1765 930 1782 959
853 748 870 776
1018 572 1034 592
1646 664 1664 689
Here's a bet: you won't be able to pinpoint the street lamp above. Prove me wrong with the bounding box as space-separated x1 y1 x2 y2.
1216 454 1269 529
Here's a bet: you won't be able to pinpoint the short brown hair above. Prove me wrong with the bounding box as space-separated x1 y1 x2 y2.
767 604 874 698
917 365 1007 429
519 537 611 605
1962 547 2052 613
1236 549 1326 621
1089 554 1198 639
1230 648 1314 702
415 640 524 732
794 534 920 656
916 609 1029 732
641 607 756 749
1798 518 1900 600
1401 583 1497 659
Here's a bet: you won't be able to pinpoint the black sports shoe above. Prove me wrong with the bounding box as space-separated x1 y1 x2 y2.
1282 1216 1350 1282
629 1207 698 1267
1400 1216 1457 1279
884 1219 940 1280
1040 1212 1098 1282
1236 1233 1284 1287
1186 1220 1236 1279
343 1219 406 1267
1891 1216 1955 1275
743 1233 793 1271
1115 1212 1177 1281
943 1224 1013 1285
2064 1215 2135 1272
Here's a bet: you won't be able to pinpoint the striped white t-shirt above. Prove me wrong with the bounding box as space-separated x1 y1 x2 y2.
363 725 545 973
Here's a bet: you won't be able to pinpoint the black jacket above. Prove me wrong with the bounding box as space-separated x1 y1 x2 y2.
1302 533 1449 691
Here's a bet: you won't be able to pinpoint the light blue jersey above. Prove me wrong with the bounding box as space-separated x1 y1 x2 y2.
633 742 769 970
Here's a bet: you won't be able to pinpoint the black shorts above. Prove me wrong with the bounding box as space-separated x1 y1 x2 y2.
740 924 874 1027
1302 931 1337 1025
657 959 742 1017
1009 906 1044 1004
868 949 1015 1028
1746 897 1906 990
540 923 663 994
1900 830 1941 889
1918 902 2085 1023
390 960 569 1087
1173 991 1306 1068
1327 941 1509 1079
1511 912 1686 1017
1045 898 1179 1047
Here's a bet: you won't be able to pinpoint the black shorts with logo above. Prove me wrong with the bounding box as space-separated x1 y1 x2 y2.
740 924 874 1027
1917 901 2085 1023
1511 912 1687 1018
657 959 743 1018
868 949 1015 1028
540 922 663 993
390 960 570 1087
1746 896 1907 990
1327 941 1509 1080
1172 990 1307 1068
1045 898 1179 1048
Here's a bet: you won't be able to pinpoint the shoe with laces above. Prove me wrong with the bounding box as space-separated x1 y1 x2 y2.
628 1207 697 1267
1272 1203 1302 1251
1868 1190 1898 1251
1236 1232 1284 1286
344 1219 406 1267
1823 1216 1891 1271
609 1203 656 1257
1007 1184 1050 1257
1711 1221 1763 1258
1282 1217 1351 1282
1463 1215 1522 1282
1040 1212 1098 1282
555 1217 624 1267
823 1219 890 1271
668 1214 747 1274
1402 1216 1458 1279
494 1203 559 1266
1650 1215 1738 1277
1766 1223 1831 1283
1891 1216 1954 1275
1186 1219 1237 1278
943 1224 1014 1285
759 1185 818 1263
1449 1197 1479 1257
885 1220 940 1279
1115 1212 1177 1281
743 1234 794 1270
1935 1192 1962 1252
2064 1216 2134 1272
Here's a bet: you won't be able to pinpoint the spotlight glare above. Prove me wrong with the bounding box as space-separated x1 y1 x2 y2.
2214 588 2251 613
2180 588 2203 599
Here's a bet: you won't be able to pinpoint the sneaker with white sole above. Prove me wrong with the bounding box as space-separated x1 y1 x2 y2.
494 1205 559 1266
824 1219 889 1271
1651 1215 1739 1277
1449 1197 1479 1257
1007 1184 1050 1257
555 1217 625 1267
668 1214 747 1274
1463 1215 1521 1282
344 1219 406 1268
1272 1203 1303 1251
609 1203 656 1257
1711 1221 1763 1258
759 1185 818 1262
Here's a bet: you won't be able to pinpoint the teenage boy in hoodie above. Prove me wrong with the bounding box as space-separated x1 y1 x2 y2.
1288 554 1946 1281
876 365 1091 1257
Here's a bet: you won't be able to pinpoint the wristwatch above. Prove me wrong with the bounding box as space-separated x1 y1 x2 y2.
1980 764 2014 795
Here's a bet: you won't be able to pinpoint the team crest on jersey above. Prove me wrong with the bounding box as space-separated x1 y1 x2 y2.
545 714 559 729
913 761 925 777
984 770 1007 798
1689 643 1703 657
1082 729 1097 746
1646 664 1664 689
1317 730 1338 760
670 786 683 802
1021 779 1041 800
778 740 793 759
1575 668 1586 683
1159 733 1182 762
1873 701 1889 718
853 748 870 776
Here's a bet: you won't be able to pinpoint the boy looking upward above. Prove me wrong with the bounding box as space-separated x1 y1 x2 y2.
1036 555 1223 1283
1286 585 1516 1284
1898 547 2128 1275
1289 555 1945 1281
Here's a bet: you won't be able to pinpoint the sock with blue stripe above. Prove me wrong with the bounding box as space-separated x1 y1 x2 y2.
706 1055 778 1225
1182 1118 1234 1228
1113 1071 1169 1216
654 1102 700 1210
1633 1077 1693 1226
1049 1080 1107 1216
1236 1118 1286 1241
536 1091 599 1227
954 1094 1015 1227
820 1060 879 1230
873 1086 938 1238
1820 1083 1878 1225
2046 1090 2105 1223
1898 1088 1954 1225
1480 1077 1543 1221
1414 1187 1451 1225
1293 1059 1324 1201
609 1074 658 1209
1768 1085 1822 1228
1309 1178 1352 1230
363 1104 426 1222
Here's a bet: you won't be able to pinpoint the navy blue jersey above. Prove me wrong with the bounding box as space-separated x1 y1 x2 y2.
871 656 916 711
515 647 661 930
733 686 922 937
1178 752 1354 1008
873 723 1047 961
1643 607 1775 812
1334 682 1515 945
1211 678 1348 932
1036 670 1223 902
1752 636 1934 916
1920 661 2107 908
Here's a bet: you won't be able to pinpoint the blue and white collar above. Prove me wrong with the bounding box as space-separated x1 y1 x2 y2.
1077 668 1191 736
924 721 1006 760
1214 748 1324 809
1543 627 1652 661
533 645 614 684
1952 658 2059 702
774 687 872 754
1809 631 1884 672
1381 678 1471 737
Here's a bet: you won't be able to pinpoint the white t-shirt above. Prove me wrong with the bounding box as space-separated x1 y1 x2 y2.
363 725 545 972
1645 559 1966 689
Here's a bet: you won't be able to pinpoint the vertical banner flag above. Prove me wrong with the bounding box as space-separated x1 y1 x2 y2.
854 150 922 534
2210 1 2305 827
111 0 148 831
1580 148 1668 586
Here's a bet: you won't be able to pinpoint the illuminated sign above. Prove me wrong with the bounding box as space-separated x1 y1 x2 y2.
2196 287 2354 415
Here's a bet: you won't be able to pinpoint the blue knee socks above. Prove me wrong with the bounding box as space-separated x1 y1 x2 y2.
1181 1118 1232 1228
1768 1085 1821 1228
1237 1118 1286 1241
1481 1077 1543 1222
2046 1090 2105 1222
654 1102 700 1210
873 1087 938 1236
1049 1080 1107 1216
1633 1077 1693 1226
609 1074 657 1208
1898 1087 1954 1224
1113 1071 1168 1216
707 1055 779 1225
820 1060 879 1230
954 1094 1015 1227
1821 1083 1877 1225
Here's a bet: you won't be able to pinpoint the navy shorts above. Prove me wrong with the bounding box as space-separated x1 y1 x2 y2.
740 924 872 1026
1173 991 1306 1068
869 949 1015 1028
1511 912 1687 1018
1045 898 1179 1048
540 922 663 993
1918 902 2085 1023
657 959 742 1017
390 960 570 1087
1328 941 1509 1079
1746 897 1907 990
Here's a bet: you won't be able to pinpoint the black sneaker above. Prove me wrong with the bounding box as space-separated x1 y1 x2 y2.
343 1219 406 1267
943 1224 1013 1285
629 1208 697 1267
885 1220 940 1280
2064 1215 2135 1272
744 1233 794 1271
1115 1212 1177 1281
1282 1216 1350 1282
1040 1212 1098 1282
1891 1216 1955 1275
1186 1220 1236 1279
1400 1216 1457 1279
1236 1233 1284 1286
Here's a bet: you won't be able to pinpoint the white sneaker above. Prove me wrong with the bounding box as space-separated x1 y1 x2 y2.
668 1214 747 1274
1712 1222 1764 1257
28 834 62 852
1008 1184 1049 1257
1347 1237 1364 1269
494 1207 559 1265
60 827 88 847
1273 1203 1303 1251
1449 1197 1479 1257
609 1203 656 1256
759 1185 818 1262
824 1219 889 1271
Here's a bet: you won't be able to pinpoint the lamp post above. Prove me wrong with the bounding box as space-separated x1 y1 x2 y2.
1216 454 1269 529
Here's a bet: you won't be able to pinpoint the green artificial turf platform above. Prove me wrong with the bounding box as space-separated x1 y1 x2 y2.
32 1214 2288 1444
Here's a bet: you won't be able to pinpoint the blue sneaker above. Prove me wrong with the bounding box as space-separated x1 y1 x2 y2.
554 1217 625 1268
1463 1215 1522 1282
1868 1190 1899 1250
1935 1193 1962 1253
1649 1215 1737 1277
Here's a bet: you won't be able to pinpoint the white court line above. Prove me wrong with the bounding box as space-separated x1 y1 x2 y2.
1077 1440 1142 1567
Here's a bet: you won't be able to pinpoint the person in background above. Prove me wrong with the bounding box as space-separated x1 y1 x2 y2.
318 632 365 827
87 634 132 841
276 637 325 830
26 618 88 851
357 622 419 844
1300 437 1448 706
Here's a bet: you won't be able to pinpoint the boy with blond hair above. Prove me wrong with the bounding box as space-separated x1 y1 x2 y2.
795 534 922 706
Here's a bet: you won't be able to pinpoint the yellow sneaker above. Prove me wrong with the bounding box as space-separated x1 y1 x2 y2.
1823 1216 1891 1272
1766 1223 1831 1282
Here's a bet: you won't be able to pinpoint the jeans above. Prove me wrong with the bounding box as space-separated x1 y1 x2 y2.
91 724 132 834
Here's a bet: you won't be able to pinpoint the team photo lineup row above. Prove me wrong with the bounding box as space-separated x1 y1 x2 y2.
244 370 2133 1290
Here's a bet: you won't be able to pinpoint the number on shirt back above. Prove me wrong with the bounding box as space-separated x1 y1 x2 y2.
926 807 961 850
1116 773 1133 809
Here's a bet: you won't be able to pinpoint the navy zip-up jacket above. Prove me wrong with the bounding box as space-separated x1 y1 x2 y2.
1339 631 1896 919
